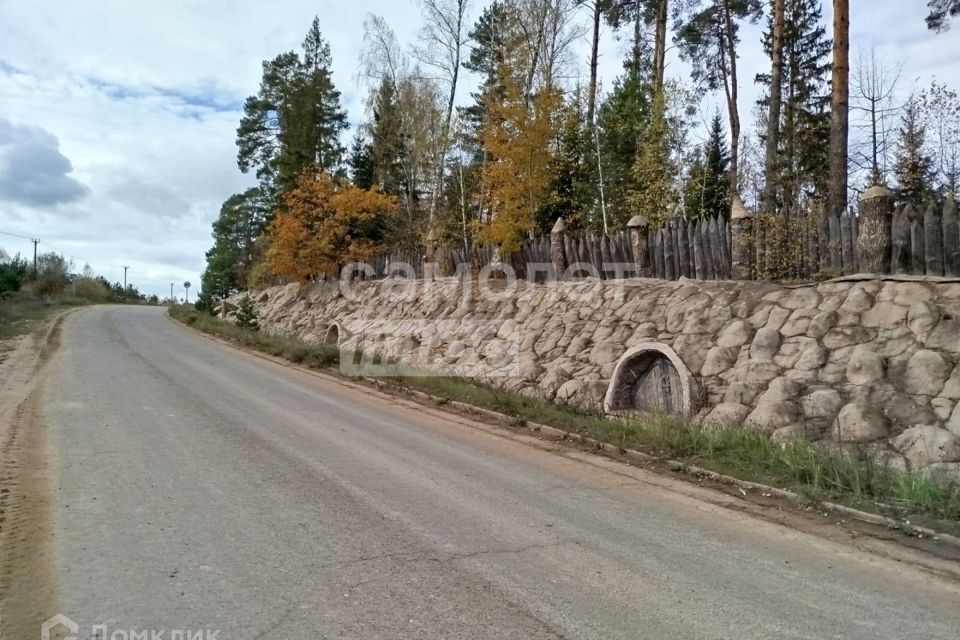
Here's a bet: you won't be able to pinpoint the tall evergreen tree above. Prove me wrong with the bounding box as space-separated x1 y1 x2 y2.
348 129 375 190
628 90 675 227
756 0 831 210
894 97 935 208
461 1 517 137
369 78 408 198
675 0 762 193
596 72 651 228
236 18 348 202
536 88 595 234
199 187 270 303
827 0 850 217
684 114 731 219
927 0 960 31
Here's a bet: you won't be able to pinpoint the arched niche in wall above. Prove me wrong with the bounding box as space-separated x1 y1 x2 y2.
323 322 348 347
603 343 699 416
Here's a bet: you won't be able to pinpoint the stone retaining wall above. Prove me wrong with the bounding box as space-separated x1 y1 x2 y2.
236 275 960 478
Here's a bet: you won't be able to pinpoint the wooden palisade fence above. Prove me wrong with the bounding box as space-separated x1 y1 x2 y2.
363 188 957 283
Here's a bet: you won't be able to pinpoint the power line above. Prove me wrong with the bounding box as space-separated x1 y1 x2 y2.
2 229 185 291
0 229 38 241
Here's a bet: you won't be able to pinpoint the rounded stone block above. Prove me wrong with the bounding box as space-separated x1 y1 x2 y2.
833 403 890 443
802 389 843 420
902 349 951 396
750 327 782 362
701 346 739 377
907 301 940 338
704 402 751 428
746 401 800 432
717 320 753 348
894 425 960 467
845 346 885 386
861 301 907 329
807 310 838 339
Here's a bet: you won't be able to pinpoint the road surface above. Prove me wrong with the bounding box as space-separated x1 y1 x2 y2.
4 305 960 639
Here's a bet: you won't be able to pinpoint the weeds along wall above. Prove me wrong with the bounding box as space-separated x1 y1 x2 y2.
235 275 960 480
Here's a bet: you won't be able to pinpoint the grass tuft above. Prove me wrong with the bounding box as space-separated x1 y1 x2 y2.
169 305 338 369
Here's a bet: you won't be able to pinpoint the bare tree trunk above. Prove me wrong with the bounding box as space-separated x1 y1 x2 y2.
422 0 470 230
457 153 469 255
721 1 741 194
522 2 548 107
828 0 850 216
634 0 642 86
762 0 785 215
652 0 669 92
586 0 602 125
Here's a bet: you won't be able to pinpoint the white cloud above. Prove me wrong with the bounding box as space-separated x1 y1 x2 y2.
0 116 89 207
0 0 956 297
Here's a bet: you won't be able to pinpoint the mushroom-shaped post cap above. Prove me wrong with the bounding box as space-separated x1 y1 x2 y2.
860 185 893 201
626 215 648 228
730 195 753 220
551 216 567 234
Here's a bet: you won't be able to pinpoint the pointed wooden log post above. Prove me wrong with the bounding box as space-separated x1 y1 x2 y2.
817 202 830 271
911 217 925 275
424 227 439 279
627 215 651 277
944 195 960 277
730 195 753 280
924 200 944 276
663 224 676 281
891 205 912 274
840 211 854 274
550 216 567 281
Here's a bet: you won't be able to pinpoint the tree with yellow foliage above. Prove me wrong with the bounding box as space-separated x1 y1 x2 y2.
476 65 561 252
266 168 396 280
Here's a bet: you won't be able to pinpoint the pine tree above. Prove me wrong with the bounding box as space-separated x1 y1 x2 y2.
827 0 850 217
286 19 349 177
628 90 675 227
601 0 656 84
461 1 518 138
369 78 408 197
675 0 762 193
596 72 651 227
894 97 935 208
927 0 960 31
684 114 731 219
236 18 348 201
348 129 375 189
536 88 596 234
199 187 271 305
235 295 259 330
756 0 831 210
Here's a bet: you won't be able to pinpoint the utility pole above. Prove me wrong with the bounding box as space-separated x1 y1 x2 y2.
170 283 174 301
31 238 39 279
123 265 129 290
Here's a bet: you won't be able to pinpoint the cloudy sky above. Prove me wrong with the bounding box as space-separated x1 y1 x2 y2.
0 1 956 298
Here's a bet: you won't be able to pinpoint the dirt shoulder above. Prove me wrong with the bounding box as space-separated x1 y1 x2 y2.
0 309 70 638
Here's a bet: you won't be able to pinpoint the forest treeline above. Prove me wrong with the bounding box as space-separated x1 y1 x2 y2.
197 0 960 308
0 252 160 304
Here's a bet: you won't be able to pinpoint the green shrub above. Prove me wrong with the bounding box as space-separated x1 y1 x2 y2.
74 277 110 302
235 295 258 330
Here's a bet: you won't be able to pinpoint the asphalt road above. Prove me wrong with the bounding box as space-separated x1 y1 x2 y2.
11 305 960 639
